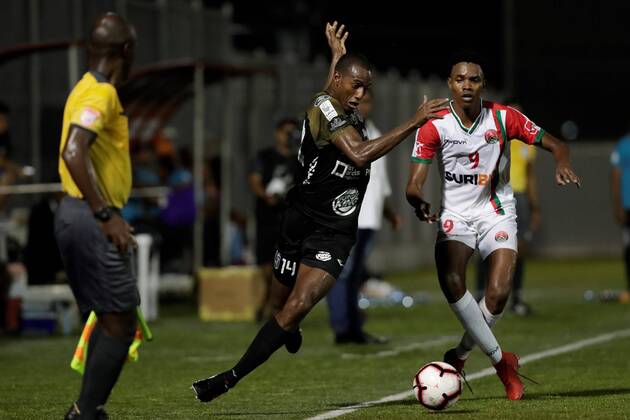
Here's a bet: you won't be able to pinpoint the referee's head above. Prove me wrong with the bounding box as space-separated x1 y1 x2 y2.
88 12 137 82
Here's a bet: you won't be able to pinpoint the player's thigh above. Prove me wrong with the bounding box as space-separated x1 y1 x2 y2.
435 240 475 293
485 248 517 288
272 207 312 287
477 211 518 260
435 211 476 282
436 211 477 252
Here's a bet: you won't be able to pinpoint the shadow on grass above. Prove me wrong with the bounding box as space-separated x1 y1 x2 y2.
469 387 630 401
525 387 630 400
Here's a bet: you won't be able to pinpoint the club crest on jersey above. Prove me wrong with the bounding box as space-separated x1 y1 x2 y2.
484 129 499 144
495 231 509 242
332 188 359 216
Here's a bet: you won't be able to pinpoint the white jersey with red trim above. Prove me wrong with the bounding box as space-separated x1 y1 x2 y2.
411 99 544 219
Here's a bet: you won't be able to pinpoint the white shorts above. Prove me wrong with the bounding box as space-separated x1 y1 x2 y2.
436 208 518 260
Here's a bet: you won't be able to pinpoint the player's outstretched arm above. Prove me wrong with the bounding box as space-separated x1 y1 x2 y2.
405 162 438 223
538 132 581 187
332 97 448 167
323 21 348 91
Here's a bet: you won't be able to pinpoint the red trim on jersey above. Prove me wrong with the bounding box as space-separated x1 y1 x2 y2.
484 101 542 145
490 109 507 215
412 120 441 161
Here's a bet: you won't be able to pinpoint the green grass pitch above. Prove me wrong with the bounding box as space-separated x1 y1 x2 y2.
1 257 629 419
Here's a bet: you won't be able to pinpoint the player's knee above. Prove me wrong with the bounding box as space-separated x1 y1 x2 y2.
282 296 312 323
443 271 465 291
484 289 510 313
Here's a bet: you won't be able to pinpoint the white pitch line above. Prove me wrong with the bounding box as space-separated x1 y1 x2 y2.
306 328 630 420
340 336 458 360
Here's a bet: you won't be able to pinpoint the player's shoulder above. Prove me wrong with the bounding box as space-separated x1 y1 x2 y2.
310 91 346 123
482 100 510 112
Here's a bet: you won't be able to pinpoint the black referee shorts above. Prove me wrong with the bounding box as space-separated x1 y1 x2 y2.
273 206 355 288
54 196 139 316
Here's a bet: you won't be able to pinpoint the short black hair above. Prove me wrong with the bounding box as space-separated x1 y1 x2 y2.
447 51 485 77
335 53 372 75
275 117 298 130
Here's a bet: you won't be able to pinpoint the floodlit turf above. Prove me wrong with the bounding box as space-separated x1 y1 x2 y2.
1 257 630 419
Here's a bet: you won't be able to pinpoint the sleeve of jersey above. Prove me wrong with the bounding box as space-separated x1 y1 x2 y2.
506 106 545 145
313 95 352 143
68 85 115 137
410 122 440 164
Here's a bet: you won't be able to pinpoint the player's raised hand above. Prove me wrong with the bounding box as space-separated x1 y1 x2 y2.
411 96 449 128
325 21 348 59
555 160 581 188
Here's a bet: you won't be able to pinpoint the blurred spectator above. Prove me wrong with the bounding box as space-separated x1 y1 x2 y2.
326 90 400 344
122 141 161 232
159 147 195 272
248 118 300 320
203 156 221 266
24 193 65 285
610 131 630 304
476 102 541 315
0 102 21 214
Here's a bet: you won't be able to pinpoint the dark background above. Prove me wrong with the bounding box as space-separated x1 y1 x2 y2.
211 0 630 139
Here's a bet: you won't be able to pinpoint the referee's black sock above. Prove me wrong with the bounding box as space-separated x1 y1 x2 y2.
77 330 132 417
229 317 287 387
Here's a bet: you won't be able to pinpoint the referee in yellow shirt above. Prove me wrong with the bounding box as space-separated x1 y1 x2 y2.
477 102 541 316
54 13 138 419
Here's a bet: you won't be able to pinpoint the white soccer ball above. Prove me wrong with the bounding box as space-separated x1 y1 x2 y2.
412 361 462 410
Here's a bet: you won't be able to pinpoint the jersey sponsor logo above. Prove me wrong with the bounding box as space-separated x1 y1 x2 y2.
495 231 509 242
443 138 467 145
79 107 100 127
318 99 339 121
524 118 541 136
414 141 424 157
315 251 332 262
331 160 362 180
314 94 332 107
329 115 347 131
444 171 492 186
332 188 359 216
303 156 319 185
484 129 499 144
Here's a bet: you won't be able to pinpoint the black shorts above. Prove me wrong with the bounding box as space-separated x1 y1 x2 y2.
273 206 355 288
54 196 139 316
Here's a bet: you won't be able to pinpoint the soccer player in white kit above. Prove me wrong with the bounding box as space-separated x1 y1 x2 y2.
405 53 581 400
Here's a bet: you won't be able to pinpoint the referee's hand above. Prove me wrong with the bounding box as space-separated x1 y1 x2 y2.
101 213 135 254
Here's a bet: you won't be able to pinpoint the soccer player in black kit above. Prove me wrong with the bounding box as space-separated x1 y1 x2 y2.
192 22 448 403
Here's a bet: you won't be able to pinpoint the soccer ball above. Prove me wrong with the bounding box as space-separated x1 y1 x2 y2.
412 361 462 410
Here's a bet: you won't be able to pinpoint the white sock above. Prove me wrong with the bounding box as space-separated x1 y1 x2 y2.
455 298 503 361
449 292 502 365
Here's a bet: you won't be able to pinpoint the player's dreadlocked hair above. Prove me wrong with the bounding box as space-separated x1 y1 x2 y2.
335 53 372 74
447 51 486 77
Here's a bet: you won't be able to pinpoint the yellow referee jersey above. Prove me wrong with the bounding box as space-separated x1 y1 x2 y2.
510 139 536 194
58 71 131 209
